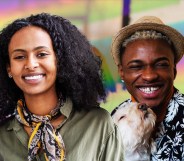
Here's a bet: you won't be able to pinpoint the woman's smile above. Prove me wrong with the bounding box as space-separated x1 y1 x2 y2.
23 73 45 84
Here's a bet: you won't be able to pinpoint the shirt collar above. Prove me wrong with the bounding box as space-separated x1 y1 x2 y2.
7 118 21 131
7 97 73 131
60 98 73 118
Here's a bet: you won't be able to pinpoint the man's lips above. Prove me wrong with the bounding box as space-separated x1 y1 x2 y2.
135 83 164 99
139 87 159 94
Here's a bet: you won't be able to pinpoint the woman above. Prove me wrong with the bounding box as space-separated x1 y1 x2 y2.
0 13 123 161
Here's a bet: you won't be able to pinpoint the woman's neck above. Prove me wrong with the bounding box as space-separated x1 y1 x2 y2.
24 92 58 116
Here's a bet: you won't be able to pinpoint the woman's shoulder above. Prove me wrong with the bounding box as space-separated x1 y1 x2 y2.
88 106 112 119
81 107 116 130
0 119 12 146
0 118 11 128
69 107 118 139
0 118 15 135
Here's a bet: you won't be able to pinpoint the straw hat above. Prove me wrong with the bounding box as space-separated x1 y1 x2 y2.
111 16 184 65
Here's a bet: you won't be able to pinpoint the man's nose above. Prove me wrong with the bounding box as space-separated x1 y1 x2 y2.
141 67 158 81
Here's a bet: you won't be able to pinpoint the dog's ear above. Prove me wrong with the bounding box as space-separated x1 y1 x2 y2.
150 139 157 154
111 107 118 116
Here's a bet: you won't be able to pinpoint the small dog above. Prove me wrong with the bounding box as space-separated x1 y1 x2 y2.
112 102 156 161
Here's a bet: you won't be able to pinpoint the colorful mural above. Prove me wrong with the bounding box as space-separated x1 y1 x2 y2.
0 0 183 111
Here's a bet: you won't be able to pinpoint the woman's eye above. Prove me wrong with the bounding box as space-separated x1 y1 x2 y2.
37 52 49 57
14 55 25 60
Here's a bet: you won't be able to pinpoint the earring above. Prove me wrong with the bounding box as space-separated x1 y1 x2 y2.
8 73 12 78
121 79 126 90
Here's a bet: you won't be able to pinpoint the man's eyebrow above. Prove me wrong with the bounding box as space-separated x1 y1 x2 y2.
154 57 170 62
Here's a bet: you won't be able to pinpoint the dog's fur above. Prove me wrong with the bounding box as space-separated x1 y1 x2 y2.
112 102 156 161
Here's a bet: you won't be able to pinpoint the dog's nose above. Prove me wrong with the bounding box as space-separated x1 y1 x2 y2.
138 103 147 111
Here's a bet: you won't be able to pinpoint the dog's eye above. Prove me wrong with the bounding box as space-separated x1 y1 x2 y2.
119 115 125 120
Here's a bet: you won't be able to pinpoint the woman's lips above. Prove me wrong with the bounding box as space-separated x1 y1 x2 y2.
24 74 44 80
22 74 45 84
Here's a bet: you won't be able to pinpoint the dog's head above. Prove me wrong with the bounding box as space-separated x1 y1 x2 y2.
112 102 156 150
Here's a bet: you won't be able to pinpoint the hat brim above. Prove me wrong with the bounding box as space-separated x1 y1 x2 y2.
111 22 184 65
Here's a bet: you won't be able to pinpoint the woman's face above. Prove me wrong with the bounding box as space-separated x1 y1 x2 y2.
7 26 57 97
118 39 176 109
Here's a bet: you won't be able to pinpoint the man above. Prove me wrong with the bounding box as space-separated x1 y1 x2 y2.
111 16 184 160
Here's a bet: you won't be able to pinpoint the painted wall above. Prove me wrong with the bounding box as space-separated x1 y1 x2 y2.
0 0 183 111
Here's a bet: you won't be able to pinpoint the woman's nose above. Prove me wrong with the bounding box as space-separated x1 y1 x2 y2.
25 57 39 70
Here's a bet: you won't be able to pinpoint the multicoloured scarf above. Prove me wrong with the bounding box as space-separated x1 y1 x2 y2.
15 99 66 161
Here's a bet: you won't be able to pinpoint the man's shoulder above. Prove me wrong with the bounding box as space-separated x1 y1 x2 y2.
172 88 184 107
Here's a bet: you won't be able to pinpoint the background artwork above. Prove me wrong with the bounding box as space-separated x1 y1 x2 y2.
0 0 183 111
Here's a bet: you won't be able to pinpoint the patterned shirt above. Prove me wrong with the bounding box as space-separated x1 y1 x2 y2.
111 88 184 161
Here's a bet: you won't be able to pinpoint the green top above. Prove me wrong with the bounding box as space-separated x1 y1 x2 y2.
0 98 124 161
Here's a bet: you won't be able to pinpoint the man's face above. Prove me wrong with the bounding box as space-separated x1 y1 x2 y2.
118 39 176 109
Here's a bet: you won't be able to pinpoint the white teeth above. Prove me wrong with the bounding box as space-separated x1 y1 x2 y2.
139 87 159 94
24 75 43 80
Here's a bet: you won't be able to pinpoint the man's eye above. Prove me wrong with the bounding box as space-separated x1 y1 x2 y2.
156 63 169 68
129 65 142 70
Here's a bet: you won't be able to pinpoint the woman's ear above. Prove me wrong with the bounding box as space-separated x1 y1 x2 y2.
6 64 11 77
118 64 124 80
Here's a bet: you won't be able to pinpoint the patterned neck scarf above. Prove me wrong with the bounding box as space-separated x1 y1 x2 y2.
15 99 66 161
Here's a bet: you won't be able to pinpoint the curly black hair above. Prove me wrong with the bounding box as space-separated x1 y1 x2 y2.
0 13 106 124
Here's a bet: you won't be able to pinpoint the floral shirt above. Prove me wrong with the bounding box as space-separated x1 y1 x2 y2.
111 88 184 161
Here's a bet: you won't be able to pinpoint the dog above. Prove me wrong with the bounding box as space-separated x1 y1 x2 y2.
112 102 156 161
